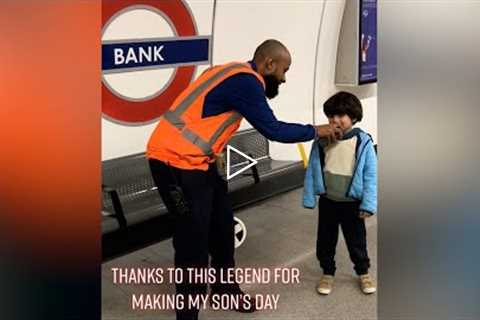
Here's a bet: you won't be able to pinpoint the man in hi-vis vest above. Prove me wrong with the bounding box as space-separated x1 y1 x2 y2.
147 39 342 320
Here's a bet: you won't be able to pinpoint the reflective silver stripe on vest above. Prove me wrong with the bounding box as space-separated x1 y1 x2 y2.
173 111 242 156
182 128 212 155
162 63 250 155
208 112 242 145
171 63 247 116
162 111 184 129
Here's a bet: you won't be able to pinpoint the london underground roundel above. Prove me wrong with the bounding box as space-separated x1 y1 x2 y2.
102 0 211 124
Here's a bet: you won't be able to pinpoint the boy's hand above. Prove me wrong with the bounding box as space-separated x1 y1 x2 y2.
359 211 372 219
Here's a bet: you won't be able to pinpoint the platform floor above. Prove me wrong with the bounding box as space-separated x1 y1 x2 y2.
102 188 377 320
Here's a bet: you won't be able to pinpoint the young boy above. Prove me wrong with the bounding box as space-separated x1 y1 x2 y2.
303 91 377 295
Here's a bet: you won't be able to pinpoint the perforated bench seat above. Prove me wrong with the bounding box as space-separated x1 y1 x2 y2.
102 129 305 258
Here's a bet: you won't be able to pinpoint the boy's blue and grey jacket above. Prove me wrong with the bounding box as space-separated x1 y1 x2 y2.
302 128 377 214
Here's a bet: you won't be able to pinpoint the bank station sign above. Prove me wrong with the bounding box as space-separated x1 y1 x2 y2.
102 0 211 124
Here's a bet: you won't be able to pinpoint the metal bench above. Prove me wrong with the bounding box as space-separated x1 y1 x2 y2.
102 128 306 259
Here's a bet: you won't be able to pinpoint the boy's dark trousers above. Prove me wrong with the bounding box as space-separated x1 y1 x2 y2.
149 159 238 320
316 196 370 276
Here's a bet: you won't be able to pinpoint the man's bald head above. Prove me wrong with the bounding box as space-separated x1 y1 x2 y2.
253 39 290 66
252 39 292 99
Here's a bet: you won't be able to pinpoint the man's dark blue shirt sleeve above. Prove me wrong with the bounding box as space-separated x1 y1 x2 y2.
203 73 316 143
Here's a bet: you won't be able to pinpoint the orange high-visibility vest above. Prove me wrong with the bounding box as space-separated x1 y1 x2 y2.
147 62 265 171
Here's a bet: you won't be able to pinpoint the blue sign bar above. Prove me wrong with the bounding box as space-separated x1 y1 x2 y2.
102 37 209 72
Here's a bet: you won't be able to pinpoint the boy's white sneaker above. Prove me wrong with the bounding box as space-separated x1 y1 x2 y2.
359 274 376 294
316 275 334 295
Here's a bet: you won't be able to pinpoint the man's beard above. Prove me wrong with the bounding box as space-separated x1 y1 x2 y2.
263 75 280 99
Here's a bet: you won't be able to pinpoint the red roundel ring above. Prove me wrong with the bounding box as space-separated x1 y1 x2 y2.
102 0 196 123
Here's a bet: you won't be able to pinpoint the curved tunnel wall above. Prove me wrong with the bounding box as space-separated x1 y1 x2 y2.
102 0 377 161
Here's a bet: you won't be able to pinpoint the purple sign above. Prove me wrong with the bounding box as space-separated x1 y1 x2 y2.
359 0 377 84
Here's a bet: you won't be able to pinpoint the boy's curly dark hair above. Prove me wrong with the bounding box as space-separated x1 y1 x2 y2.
323 91 363 124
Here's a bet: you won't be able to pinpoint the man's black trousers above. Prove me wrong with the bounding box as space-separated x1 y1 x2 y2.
149 159 238 320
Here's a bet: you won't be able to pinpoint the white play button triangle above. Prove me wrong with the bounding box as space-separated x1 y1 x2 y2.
226 145 258 180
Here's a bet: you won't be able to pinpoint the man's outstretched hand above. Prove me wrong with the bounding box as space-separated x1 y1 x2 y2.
314 124 342 144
